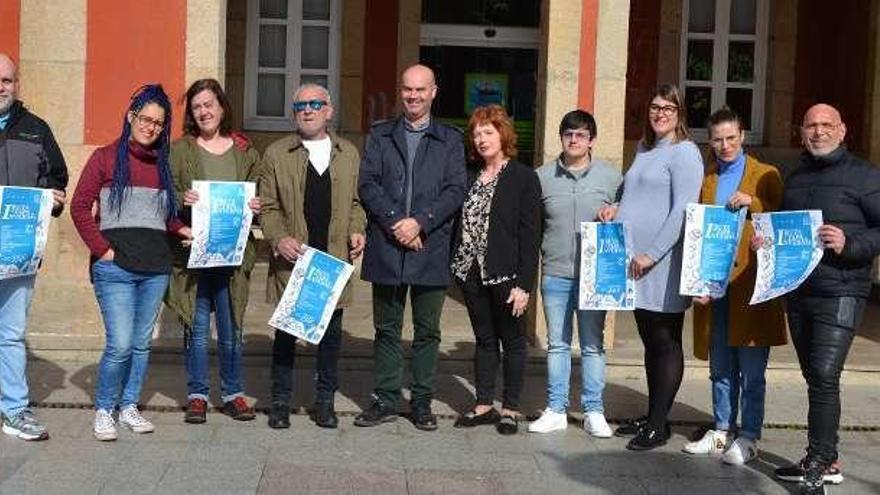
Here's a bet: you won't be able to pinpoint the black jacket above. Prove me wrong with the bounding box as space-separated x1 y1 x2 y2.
452 160 542 291
0 101 69 216
783 147 880 298
358 116 467 286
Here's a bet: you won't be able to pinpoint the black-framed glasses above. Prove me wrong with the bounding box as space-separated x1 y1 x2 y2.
562 130 592 141
292 100 328 113
648 104 678 116
133 114 165 131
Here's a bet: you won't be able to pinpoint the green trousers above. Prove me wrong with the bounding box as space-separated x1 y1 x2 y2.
371 283 446 407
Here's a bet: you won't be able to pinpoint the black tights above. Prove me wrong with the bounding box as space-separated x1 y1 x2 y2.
634 309 685 430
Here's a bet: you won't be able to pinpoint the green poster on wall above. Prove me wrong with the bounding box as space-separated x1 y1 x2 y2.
464 73 508 114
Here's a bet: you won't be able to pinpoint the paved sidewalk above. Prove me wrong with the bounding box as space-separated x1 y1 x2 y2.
1 409 879 494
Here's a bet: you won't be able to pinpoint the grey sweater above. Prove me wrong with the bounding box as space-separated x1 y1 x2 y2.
537 157 622 278
616 138 704 313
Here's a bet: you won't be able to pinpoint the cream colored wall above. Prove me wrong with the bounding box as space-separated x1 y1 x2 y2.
592 0 631 167
186 0 228 85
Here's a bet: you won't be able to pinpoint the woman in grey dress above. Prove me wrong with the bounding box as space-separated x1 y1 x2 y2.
597 84 704 450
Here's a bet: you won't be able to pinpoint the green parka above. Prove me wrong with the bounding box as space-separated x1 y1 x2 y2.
164 135 263 333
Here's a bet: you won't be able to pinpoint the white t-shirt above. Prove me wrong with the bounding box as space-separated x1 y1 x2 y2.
302 136 332 176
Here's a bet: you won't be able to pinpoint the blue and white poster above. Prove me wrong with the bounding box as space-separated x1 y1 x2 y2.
750 210 824 305
0 186 54 280
269 248 355 344
579 222 635 310
679 203 747 298
187 180 255 269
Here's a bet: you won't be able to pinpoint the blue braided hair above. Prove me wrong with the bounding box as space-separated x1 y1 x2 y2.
109 84 177 219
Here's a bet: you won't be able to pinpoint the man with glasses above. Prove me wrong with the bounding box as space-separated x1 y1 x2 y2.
354 64 467 430
0 53 68 441
769 104 880 495
260 83 366 429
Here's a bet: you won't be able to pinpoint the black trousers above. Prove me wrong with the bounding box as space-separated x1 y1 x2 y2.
633 309 685 429
270 309 343 406
786 295 866 465
458 265 527 411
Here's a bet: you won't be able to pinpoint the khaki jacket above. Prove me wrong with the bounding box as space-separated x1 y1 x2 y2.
692 154 788 360
259 132 366 307
164 136 263 331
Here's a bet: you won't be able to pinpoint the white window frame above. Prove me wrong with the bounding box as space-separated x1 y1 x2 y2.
244 0 341 132
679 0 769 144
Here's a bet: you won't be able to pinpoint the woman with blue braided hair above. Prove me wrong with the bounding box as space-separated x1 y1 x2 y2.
71 84 192 441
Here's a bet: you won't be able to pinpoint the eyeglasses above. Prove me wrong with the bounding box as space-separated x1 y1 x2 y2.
562 130 592 141
802 122 839 134
133 114 165 131
292 100 328 113
648 104 678 116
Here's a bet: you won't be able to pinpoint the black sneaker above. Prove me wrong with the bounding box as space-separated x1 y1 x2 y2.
221 397 256 421
312 402 338 429
625 423 670 451
354 399 397 427
411 403 438 431
496 414 519 435
184 398 208 424
775 457 843 484
267 403 290 429
800 458 827 495
614 416 647 437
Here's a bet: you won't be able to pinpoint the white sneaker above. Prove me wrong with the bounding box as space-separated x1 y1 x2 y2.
118 405 155 434
528 409 568 433
93 409 118 441
583 412 613 438
722 437 758 465
683 429 730 455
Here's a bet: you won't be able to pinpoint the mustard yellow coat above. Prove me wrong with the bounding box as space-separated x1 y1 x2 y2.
692 155 788 360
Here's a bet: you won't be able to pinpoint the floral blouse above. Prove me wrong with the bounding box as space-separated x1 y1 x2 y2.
451 165 516 285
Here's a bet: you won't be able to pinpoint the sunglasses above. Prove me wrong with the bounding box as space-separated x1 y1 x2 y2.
291 100 328 113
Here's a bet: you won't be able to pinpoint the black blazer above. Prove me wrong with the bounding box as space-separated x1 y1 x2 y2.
452 159 541 291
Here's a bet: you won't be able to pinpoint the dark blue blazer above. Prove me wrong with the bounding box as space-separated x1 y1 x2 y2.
358 116 467 286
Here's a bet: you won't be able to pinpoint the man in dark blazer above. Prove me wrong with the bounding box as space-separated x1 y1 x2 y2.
355 64 467 430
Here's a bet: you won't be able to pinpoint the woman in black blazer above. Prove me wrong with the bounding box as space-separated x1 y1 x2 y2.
450 105 541 435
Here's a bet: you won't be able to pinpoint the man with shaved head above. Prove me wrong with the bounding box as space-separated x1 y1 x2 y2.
356 64 466 430
0 53 68 441
771 104 880 494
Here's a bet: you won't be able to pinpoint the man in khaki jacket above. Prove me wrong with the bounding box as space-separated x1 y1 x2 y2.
259 83 366 429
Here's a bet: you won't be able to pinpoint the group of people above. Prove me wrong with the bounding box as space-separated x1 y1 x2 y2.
1 52 878 495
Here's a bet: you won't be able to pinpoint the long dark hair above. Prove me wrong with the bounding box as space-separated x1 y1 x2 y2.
182 78 232 137
642 83 690 149
110 84 176 218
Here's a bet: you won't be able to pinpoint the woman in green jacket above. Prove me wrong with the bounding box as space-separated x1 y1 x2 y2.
166 79 262 424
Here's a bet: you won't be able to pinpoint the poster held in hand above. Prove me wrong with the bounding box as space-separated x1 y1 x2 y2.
750 210 824 305
579 221 635 310
679 203 747 298
0 186 54 280
187 180 255 268
269 247 354 344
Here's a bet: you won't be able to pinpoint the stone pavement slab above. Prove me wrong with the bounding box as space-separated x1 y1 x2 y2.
1 409 879 494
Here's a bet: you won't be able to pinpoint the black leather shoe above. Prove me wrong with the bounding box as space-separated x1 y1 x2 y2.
614 416 647 437
454 408 501 428
411 403 438 431
313 402 338 429
496 414 519 435
626 423 670 451
354 399 397 427
267 403 290 429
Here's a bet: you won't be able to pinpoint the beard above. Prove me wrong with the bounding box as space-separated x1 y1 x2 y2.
0 95 13 116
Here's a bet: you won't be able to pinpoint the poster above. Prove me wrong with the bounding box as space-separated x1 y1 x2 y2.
0 186 54 280
679 203 747 298
268 247 354 344
579 222 635 310
187 180 255 269
750 210 824 305
464 73 508 114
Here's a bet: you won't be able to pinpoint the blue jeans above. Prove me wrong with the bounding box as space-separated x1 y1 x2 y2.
92 260 169 411
710 296 770 440
185 270 243 402
542 275 606 413
0 275 36 417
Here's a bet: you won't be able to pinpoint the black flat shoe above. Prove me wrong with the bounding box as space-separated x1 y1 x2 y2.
614 416 647 437
626 423 670 451
267 403 290 430
454 408 501 428
496 414 519 435
312 403 338 429
411 403 438 431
